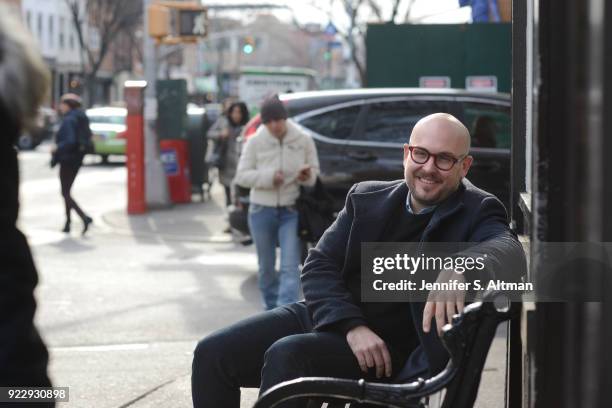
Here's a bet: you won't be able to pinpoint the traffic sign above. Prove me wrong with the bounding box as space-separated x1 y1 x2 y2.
324 22 337 36
419 76 451 88
178 9 207 37
465 76 498 92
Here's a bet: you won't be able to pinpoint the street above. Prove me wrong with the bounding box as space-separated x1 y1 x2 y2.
18 144 508 408
18 144 261 407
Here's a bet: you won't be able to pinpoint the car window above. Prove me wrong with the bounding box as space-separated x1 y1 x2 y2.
87 115 126 125
298 105 361 140
358 100 450 144
463 103 511 149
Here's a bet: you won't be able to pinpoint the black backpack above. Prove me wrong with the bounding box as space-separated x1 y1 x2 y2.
296 178 336 243
76 111 94 154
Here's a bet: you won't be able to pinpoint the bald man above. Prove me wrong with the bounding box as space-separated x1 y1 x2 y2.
192 113 524 407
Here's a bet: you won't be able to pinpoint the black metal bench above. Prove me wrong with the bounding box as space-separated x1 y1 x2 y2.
254 293 518 408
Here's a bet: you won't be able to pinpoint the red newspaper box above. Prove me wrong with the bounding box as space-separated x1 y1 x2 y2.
124 82 146 214
159 139 191 203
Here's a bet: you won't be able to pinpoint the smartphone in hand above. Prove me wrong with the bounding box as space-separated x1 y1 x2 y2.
297 165 311 181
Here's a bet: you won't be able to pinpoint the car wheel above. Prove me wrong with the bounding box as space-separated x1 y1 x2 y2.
18 134 34 150
101 154 109 164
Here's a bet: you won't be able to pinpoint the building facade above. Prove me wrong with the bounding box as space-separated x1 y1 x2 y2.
21 0 84 106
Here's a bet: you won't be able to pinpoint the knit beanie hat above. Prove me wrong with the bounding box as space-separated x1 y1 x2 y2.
260 95 287 123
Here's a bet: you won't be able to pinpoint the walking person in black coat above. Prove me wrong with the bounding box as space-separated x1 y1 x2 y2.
0 8 53 403
52 93 93 235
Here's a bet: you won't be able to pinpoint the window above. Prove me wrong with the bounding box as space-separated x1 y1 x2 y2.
37 13 42 39
48 15 54 48
69 32 75 50
87 115 126 125
26 11 31 30
357 100 449 144
463 103 511 148
59 17 65 49
299 105 361 140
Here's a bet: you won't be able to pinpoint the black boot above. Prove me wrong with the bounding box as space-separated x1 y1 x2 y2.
62 220 71 233
82 216 93 236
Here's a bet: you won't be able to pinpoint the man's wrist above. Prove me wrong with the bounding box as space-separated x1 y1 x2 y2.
335 318 367 336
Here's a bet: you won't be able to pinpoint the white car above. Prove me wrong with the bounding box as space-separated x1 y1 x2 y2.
86 106 127 163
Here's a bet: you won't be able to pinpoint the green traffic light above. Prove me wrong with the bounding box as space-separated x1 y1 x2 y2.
243 44 254 54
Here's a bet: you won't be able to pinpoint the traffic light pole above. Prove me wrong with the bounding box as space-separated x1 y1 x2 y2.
143 0 170 208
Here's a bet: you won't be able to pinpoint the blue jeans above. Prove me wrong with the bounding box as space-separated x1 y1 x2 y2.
248 204 301 310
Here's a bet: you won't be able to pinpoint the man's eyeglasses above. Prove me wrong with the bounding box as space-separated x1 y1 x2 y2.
407 146 466 171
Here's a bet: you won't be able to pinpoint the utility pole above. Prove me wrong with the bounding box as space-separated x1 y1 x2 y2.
143 0 171 208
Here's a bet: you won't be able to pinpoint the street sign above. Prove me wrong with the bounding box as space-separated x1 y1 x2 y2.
465 76 498 92
160 149 179 176
324 22 337 36
419 76 451 88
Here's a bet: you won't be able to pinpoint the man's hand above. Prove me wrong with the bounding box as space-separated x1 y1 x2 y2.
423 269 466 336
296 165 311 182
346 325 392 379
273 170 284 187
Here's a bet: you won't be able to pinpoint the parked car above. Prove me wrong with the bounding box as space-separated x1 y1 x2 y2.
17 106 57 150
86 106 127 163
230 88 511 238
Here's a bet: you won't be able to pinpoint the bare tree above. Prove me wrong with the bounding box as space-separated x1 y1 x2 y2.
65 0 142 105
336 0 413 86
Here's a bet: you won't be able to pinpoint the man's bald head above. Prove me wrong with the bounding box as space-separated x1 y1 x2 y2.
410 113 471 155
403 113 474 213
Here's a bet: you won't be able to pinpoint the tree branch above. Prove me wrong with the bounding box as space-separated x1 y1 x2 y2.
63 0 142 104
389 0 401 23
366 0 383 20
403 0 417 22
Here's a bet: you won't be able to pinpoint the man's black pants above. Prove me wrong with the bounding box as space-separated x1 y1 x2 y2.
191 302 408 408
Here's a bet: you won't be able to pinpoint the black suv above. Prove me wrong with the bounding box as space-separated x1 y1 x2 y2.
230 88 511 237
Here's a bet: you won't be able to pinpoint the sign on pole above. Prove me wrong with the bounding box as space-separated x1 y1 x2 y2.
419 76 451 88
465 76 498 92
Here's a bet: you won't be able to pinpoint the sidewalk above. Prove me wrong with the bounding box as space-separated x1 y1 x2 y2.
97 184 262 407
100 185 235 244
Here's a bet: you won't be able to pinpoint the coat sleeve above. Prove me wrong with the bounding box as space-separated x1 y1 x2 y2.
297 133 320 187
233 136 276 189
301 184 367 331
206 116 228 141
461 196 526 285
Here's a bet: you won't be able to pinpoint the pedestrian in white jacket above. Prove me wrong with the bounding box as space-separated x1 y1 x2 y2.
234 95 320 309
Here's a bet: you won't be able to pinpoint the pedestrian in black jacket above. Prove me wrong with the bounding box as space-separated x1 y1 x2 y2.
0 9 53 403
191 113 525 407
52 93 93 235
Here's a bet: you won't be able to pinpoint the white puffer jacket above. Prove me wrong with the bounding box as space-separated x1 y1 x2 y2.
234 119 320 207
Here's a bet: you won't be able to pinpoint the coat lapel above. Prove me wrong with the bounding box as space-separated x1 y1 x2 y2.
350 181 409 243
